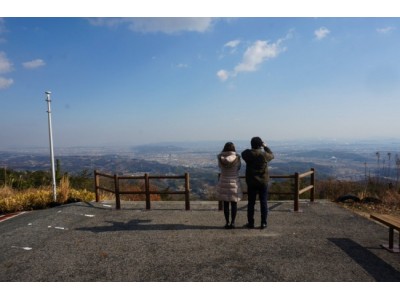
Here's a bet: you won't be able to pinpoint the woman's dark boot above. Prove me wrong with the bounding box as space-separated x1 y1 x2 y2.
224 201 230 229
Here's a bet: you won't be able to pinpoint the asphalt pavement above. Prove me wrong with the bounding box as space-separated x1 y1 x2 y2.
0 199 399 282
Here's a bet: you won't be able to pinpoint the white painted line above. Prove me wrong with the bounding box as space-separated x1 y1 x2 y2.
12 246 32 251
0 211 28 223
54 227 67 230
48 225 67 230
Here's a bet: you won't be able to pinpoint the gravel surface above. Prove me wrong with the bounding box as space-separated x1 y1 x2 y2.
1 199 399 282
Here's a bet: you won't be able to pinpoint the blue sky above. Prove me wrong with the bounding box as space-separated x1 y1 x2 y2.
1 16 400 148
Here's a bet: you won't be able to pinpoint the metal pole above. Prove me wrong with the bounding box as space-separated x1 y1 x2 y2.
45 91 57 202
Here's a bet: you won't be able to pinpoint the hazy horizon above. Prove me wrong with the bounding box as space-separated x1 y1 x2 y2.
2 137 400 154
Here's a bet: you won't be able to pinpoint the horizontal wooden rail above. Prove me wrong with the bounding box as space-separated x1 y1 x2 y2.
95 171 115 179
149 175 186 179
299 170 314 179
299 185 314 195
97 186 116 194
118 175 146 180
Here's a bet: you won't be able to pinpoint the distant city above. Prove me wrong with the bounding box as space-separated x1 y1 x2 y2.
1 139 400 183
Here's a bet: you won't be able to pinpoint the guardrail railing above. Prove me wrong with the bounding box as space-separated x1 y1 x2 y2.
94 170 190 210
218 168 315 212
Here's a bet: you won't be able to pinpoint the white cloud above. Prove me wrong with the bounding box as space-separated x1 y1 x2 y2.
216 69 229 81
0 77 13 89
22 59 46 69
376 26 396 34
88 17 215 34
0 51 13 73
224 39 241 48
314 27 330 40
234 40 285 74
217 34 290 82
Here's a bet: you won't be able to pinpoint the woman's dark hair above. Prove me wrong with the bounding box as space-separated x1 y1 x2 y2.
222 142 236 152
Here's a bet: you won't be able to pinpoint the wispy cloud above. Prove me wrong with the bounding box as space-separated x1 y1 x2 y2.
218 39 241 59
22 59 46 69
0 51 13 73
314 27 330 40
376 26 396 34
0 51 14 89
0 77 13 89
223 39 241 55
217 33 291 82
216 70 229 81
224 39 241 49
88 17 215 34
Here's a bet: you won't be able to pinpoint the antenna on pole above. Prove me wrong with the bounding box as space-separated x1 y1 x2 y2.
45 91 57 202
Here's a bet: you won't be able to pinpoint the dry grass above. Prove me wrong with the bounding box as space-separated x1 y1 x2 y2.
58 175 70 203
0 177 95 214
0 187 53 212
317 179 400 217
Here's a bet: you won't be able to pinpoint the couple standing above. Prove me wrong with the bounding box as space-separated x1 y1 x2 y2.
217 137 274 230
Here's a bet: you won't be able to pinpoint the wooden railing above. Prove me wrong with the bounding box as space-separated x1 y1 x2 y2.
94 168 315 213
218 168 315 212
94 170 190 210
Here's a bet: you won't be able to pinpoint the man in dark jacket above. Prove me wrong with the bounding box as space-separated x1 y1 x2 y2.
241 137 274 229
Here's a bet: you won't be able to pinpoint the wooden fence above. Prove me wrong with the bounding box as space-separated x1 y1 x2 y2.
218 168 315 212
94 168 315 212
94 170 190 210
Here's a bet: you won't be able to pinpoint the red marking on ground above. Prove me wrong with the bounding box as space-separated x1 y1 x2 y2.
0 211 27 223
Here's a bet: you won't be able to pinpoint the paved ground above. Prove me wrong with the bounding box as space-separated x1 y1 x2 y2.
0 199 399 282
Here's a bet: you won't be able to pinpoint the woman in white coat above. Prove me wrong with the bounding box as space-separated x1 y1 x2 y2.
217 142 243 229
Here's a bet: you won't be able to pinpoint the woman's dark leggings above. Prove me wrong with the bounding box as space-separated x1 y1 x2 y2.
223 201 237 224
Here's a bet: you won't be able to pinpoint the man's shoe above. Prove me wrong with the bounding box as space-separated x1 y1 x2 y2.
245 223 255 229
260 223 267 230
229 223 235 229
224 223 230 229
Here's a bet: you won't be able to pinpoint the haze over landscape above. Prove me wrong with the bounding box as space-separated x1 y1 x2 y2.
1 9 400 149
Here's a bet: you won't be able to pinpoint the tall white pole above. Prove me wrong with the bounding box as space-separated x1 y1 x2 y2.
45 91 57 202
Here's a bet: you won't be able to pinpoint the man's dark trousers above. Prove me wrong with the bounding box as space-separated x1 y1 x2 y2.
247 184 269 226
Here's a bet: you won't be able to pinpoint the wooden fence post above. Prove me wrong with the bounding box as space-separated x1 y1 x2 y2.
94 170 100 202
294 172 300 212
185 172 190 210
310 168 315 202
145 173 151 210
217 173 223 211
114 174 121 210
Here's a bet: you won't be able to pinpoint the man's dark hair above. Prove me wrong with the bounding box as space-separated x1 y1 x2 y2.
251 137 263 149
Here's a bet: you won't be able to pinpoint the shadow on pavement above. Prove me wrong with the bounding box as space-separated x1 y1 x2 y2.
328 238 400 282
75 219 223 233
